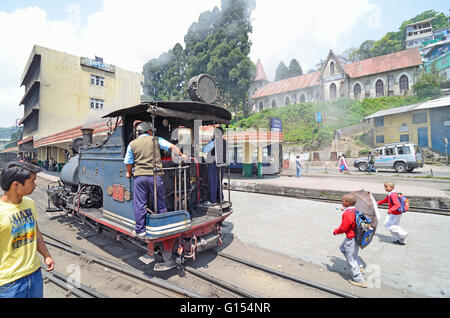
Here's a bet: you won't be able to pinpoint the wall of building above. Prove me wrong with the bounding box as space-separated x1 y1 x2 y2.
372 109 431 147
35 46 143 139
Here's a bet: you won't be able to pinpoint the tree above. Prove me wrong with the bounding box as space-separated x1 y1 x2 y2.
288 59 303 77
413 65 445 99
274 61 289 81
143 0 256 114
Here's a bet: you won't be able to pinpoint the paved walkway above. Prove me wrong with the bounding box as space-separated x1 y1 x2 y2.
229 173 450 198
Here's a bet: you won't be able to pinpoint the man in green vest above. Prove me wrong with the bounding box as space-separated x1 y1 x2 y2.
124 122 187 238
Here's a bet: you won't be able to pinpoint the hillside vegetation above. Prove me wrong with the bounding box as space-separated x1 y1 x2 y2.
230 95 433 146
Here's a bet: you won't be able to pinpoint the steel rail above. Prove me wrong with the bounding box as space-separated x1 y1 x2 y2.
41 267 102 298
184 267 260 298
214 251 359 299
40 230 204 298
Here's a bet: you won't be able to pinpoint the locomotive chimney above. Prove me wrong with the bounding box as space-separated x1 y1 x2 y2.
81 127 94 146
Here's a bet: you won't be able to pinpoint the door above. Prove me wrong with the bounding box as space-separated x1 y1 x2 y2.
417 127 428 148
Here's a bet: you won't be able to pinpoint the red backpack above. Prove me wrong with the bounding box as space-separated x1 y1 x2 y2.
389 192 409 213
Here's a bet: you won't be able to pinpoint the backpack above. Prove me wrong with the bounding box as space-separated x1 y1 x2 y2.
354 209 375 249
389 192 409 213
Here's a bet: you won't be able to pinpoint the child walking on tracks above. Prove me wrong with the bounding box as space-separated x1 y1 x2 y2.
377 181 408 245
333 193 367 288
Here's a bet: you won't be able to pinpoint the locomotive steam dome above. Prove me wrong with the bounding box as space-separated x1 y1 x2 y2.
187 74 218 104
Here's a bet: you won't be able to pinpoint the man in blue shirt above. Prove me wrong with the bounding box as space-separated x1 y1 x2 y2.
124 122 187 238
202 127 227 206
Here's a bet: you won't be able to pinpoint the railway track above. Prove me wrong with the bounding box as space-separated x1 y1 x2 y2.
227 188 450 216
33 181 360 298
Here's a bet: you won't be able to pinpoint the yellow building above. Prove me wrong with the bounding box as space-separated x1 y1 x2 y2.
18 45 144 169
366 96 450 154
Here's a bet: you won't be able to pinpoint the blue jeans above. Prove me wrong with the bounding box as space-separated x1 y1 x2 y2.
296 167 301 177
0 269 43 298
133 175 167 234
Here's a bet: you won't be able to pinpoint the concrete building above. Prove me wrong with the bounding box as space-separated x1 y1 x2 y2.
18 45 144 169
365 95 450 154
405 18 434 49
250 48 423 113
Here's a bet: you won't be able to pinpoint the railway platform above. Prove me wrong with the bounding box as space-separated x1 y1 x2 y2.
226 170 450 211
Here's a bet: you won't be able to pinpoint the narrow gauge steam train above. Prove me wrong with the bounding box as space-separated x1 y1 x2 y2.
47 74 233 271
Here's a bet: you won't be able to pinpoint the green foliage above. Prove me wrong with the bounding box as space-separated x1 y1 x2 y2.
413 66 445 99
288 59 303 77
231 95 434 145
274 61 289 81
143 0 256 114
342 9 450 61
0 126 20 140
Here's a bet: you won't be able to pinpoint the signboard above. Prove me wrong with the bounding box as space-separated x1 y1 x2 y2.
270 118 283 132
80 57 115 73
316 112 322 123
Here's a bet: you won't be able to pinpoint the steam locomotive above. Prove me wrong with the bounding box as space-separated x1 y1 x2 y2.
47 74 233 271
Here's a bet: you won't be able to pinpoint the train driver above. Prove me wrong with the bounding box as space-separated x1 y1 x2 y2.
124 122 187 238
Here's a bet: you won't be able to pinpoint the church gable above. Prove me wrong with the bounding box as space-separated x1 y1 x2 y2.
320 50 347 83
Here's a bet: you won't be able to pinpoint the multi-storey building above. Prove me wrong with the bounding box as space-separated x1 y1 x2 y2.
18 45 144 169
405 18 434 49
250 48 423 113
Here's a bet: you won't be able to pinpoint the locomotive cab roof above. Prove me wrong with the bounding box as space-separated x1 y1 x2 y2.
103 101 231 125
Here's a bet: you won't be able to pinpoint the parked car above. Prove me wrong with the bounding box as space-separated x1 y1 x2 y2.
353 143 424 173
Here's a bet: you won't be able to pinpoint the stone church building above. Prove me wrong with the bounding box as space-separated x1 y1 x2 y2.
249 48 423 113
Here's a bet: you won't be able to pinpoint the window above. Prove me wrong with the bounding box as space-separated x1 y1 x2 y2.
413 112 427 124
259 102 263 111
330 83 337 100
300 94 306 103
375 117 384 127
90 98 104 110
376 80 384 97
271 100 277 108
354 83 361 99
90 74 105 87
399 135 410 142
376 135 384 143
384 147 395 155
330 62 335 75
285 97 291 106
397 145 411 154
399 75 409 91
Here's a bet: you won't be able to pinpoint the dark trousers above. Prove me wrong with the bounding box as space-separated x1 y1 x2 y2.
207 164 224 203
133 175 167 233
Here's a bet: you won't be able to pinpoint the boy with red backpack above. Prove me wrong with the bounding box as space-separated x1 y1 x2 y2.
377 181 409 245
333 193 367 288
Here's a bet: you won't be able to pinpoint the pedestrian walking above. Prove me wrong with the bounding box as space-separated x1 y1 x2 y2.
333 193 367 288
368 152 376 173
0 162 55 298
377 181 408 245
337 154 349 173
295 155 302 178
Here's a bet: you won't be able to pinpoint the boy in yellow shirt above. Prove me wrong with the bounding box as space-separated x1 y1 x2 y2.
0 162 55 298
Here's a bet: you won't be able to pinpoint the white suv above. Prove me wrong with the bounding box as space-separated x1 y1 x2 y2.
353 143 424 173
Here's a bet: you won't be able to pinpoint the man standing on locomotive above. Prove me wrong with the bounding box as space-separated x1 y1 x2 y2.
202 126 227 206
124 122 187 238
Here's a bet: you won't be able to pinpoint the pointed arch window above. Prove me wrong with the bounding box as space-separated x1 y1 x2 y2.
271 100 277 108
376 80 384 97
330 62 335 75
354 83 361 99
285 97 291 106
300 94 306 103
399 75 409 91
330 83 337 100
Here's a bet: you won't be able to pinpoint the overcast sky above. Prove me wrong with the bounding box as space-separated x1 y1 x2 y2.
0 0 449 127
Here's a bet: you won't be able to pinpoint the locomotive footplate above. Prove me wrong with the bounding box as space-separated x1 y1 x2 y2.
195 201 231 217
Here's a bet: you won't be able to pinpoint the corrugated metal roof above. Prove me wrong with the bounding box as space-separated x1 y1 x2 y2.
343 48 422 79
365 95 450 119
252 71 320 99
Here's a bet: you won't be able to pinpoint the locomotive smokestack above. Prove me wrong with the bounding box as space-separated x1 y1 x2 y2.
81 127 94 146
